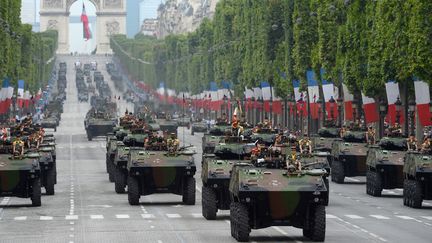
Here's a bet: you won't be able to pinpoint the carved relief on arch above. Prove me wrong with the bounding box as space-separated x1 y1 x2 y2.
66 0 101 11
106 20 120 36
43 0 63 8
47 20 58 30
104 0 123 8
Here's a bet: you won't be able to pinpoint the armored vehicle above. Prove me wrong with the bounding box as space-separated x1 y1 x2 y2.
403 152 432 208
40 117 59 131
312 127 341 163
126 147 196 205
157 119 178 135
249 128 278 146
176 117 191 128
37 146 57 195
201 137 255 220
366 137 407 197
202 124 230 153
0 153 42 206
331 131 368 183
84 110 117 140
229 165 327 242
191 121 208 135
122 128 148 147
106 136 118 182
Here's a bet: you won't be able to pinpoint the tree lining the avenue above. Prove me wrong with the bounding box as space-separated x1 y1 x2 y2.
111 0 429 99
0 0 58 92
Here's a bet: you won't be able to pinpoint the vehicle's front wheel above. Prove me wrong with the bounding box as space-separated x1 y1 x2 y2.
45 168 55 195
114 167 126 194
202 185 217 219
182 177 196 205
127 175 140 205
331 160 345 184
304 205 326 242
31 179 42 207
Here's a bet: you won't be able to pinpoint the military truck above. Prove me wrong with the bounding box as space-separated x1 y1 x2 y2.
126 147 196 205
331 131 368 183
37 146 57 195
0 153 42 206
403 152 432 208
229 165 327 242
366 137 407 197
201 137 255 220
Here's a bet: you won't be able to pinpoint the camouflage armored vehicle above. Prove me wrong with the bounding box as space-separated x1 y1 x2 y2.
249 128 278 146
312 127 341 163
201 137 255 220
37 146 57 195
40 116 59 131
105 136 118 182
366 137 407 197
112 142 130 193
157 119 178 135
331 131 368 183
126 147 196 205
122 128 148 147
229 165 327 242
0 152 42 206
176 116 191 128
84 109 117 140
403 152 432 208
202 123 230 153
191 121 208 135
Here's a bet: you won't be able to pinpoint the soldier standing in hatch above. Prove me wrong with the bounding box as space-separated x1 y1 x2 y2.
167 133 180 152
407 134 418 151
420 136 431 154
299 133 312 155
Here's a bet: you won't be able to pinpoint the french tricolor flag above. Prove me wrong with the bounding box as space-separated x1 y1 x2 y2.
414 80 432 126
307 70 320 119
157 82 165 101
253 87 262 110
0 79 9 114
210 82 219 111
385 81 404 125
342 84 354 121
244 88 254 112
321 69 338 120
293 80 307 117
261 81 272 113
362 93 379 124
17 80 25 108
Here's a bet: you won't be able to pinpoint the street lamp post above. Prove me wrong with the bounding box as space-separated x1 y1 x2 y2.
259 97 264 122
395 96 402 125
408 99 416 136
337 97 343 127
223 95 228 119
251 97 256 125
317 98 322 129
269 97 273 127
288 97 295 130
329 96 336 122
352 99 358 124
379 99 388 138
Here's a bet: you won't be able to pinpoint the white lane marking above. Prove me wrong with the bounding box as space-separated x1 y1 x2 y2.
90 215 104 219
191 213 202 218
157 241 163 243
272 227 303 243
421 216 432 221
66 215 78 220
370 215 390 220
345 177 360 182
166 213 181 218
141 214 155 219
14 216 27 221
345 214 364 219
396 215 414 220
116 214 130 219
40 216 53 220
326 214 339 219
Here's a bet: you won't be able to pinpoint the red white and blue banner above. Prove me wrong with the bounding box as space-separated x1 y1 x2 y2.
17 79 25 108
307 70 320 119
362 93 379 124
342 84 354 121
321 69 338 120
414 80 432 126
81 3 92 40
385 80 404 125
261 81 272 113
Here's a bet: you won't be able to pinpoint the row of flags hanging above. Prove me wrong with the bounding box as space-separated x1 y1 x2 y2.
0 79 42 115
131 69 431 127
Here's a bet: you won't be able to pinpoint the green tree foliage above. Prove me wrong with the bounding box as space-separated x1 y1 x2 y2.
0 0 57 92
111 0 432 98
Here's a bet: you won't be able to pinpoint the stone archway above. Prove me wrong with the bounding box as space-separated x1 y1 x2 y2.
40 0 126 54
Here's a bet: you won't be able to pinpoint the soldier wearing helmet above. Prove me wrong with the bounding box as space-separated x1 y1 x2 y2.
406 134 418 151
366 125 376 145
299 133 312 155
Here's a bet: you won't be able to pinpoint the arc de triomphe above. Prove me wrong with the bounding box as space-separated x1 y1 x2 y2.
40 0 126 54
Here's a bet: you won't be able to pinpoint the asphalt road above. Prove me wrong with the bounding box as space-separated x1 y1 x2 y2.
0 55 431 243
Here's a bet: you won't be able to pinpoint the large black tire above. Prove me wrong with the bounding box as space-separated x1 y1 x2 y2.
331 160 345 184
108 161 115 183
230 202 238 238
366 170 382 197
323 178 329 206
114 167 126 194
127 175 140 205
235 203 250 242
403 179 409 206
202 185 217 220
303 205 326 242
87 133 92 141
191 130 195 136
410 180 423 208
182 177 196 205
31 179 42 207
45 168 55 195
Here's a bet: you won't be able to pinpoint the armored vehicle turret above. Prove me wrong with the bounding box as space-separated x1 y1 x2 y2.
403 152 432 208
331 131 368 183
202 124 231 153
366 137 407 197
84 108 117 141
191 120 207 135
229 165 327 242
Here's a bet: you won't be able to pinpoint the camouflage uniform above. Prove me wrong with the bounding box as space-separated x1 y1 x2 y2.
366 127 376 145
406 136 418 151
